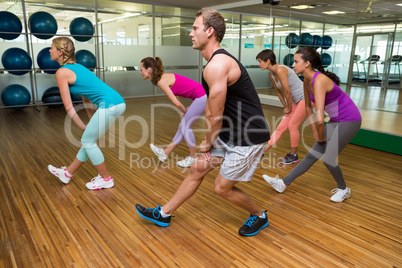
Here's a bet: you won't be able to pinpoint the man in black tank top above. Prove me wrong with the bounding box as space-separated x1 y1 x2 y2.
202 49 270 146
135 8 270 237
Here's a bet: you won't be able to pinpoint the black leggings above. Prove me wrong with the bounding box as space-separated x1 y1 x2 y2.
283 120 362 189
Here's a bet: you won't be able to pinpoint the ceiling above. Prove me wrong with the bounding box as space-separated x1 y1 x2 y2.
130 0 402 25
1 0 401 28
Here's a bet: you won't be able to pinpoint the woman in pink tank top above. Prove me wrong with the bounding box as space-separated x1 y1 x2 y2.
263 47 361 203
140 57 207 168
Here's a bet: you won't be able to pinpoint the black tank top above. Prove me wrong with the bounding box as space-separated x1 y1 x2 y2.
202 49 270 146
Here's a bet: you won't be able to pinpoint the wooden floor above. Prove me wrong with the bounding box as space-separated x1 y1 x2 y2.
0 97 401 267
360 110 402 136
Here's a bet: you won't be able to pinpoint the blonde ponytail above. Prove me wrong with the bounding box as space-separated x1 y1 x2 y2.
52 37 76 65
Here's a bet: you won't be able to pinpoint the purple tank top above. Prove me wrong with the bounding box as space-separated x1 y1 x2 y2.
308 72 361 122
170 74 206 101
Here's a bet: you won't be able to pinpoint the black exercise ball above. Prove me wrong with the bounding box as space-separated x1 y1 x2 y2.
70 17 94 42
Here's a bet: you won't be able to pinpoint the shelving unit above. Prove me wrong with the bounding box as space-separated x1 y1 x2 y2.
0 1 101 110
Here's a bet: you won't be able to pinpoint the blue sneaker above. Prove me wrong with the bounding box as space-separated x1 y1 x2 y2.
238 210 269 236
135 204 171 227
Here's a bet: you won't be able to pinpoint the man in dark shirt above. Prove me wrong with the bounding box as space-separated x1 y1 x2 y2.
136 8 270 236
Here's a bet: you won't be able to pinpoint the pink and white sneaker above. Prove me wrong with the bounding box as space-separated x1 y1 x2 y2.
48 165 73 184
86 175 114 190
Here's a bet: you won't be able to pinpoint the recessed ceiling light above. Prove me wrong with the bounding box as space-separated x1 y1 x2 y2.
323 10 346 15
290 5 315 10
396 3 402 6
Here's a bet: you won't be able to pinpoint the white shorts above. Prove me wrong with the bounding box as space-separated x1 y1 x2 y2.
210 137 266 182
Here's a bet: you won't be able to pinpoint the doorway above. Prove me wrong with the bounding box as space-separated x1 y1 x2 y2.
350 33 394 87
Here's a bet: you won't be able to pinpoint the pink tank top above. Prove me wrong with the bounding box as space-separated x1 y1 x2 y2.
170 74 206 100
308 72 361 122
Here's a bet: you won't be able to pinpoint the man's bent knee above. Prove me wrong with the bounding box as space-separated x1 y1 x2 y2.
192 156 222 172
189 158 213 175
214 184 227 197
214 175 235 198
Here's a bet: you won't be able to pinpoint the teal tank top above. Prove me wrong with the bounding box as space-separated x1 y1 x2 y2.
61 63 125 108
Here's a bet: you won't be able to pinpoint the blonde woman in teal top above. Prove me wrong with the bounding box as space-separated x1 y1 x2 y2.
47 37 126 190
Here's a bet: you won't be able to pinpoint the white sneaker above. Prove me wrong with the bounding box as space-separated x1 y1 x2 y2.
86 175 114 190
177 156 198 167
262 174 286 193
330 187 351 202
48 165 72 184
150 143 168 162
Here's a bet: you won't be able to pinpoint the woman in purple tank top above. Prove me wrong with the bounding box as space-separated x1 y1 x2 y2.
140 57 207 168
263 47 362 203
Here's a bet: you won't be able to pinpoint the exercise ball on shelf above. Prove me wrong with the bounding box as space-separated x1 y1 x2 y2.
322 35 333 50
1 47 32 76
299 33 313 47
37 47 60 74
285 33 299 49
28 11 57 40
1 84 31 110
312 35 323 50
75 50 96 70
70 17 94 42
42 86 63 107
0 11 23 40
283 54 294 67
321 53 332 68
71 94 82 102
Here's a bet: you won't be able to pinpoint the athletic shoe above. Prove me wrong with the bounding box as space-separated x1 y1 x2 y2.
47 165 72 184
177 156 198 167
280 153 299 164
262 174 286 193
238 211 269 236
150 143 168 162
86 175 114 190
135 204 171 227
330 187 351 202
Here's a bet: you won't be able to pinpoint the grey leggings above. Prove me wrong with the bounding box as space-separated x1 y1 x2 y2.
283 120 361 189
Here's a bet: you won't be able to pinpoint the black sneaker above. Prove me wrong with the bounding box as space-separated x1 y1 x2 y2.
135 204 171 227
280 153 299 164
238 211 269 236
